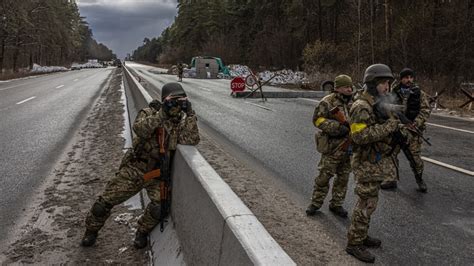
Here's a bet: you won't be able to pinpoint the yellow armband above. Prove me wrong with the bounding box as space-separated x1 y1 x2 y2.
350 123 367 133
314 117 326 127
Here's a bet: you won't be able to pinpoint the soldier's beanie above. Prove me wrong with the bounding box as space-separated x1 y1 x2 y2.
161 82 187 101
400 68 415 79
334 74 353 88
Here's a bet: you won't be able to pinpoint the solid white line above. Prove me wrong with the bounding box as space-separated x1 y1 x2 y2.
0 85 20 91
426 123 474 134
246 102 274 111
422 156 474 176
56 85 64 89
298 98 320 103
16 96 36 105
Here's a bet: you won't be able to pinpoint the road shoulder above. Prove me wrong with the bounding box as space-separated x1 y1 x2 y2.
1 69 150 264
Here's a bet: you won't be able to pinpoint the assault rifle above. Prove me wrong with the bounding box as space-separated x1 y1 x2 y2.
330 106 351 151
374 101 431 146
158 127 172 232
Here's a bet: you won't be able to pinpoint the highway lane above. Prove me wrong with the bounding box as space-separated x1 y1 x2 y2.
126 62 473 264
0 68 113 243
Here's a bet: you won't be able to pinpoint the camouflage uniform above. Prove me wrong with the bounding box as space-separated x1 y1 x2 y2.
347 90 398 246
310 92 351 210
382 83 431 185
85 106 200 234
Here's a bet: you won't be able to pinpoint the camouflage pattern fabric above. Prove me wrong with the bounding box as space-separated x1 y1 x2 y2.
347 90 398 245
85 106 200 233
311 154 351 208
349 90 398 183
383 84 430 184
310 92 351 208
347 181 380 245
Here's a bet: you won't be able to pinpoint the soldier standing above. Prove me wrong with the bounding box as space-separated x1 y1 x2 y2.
346 64 399 263
81 82 200 249
380 68 429 192
306 75 353 218
177 62 184 82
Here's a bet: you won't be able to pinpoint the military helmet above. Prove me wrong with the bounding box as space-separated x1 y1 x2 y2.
363 64 394 84
334 74 353 88
161 82 186 101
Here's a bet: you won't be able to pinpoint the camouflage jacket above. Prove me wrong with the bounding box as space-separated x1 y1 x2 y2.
313 92 351 156
392 83 431 130
349 90 398 182
128 107 200 170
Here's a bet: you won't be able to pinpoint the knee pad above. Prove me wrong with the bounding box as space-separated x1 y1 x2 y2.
149 202 162 221
91 200 110 217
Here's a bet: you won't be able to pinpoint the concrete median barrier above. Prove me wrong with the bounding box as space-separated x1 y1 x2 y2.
123 66 295 265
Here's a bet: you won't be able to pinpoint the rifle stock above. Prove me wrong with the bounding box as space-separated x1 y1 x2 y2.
330 107 351 151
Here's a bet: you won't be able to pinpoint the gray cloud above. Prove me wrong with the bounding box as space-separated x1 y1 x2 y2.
77 0 178 58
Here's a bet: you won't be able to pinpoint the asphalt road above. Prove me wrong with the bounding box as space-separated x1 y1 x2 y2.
126 62 474 265
0 68 113 243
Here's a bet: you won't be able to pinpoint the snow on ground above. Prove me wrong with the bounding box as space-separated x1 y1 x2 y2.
227 64 306 85
30 63 68 73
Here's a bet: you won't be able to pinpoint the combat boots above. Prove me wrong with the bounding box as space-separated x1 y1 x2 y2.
415 173 427 193
133 231 149 249
380 181 397 190
329 205 348 218
346 244 375 263
305 204 320 216
81 230 98 247
363 235 381 248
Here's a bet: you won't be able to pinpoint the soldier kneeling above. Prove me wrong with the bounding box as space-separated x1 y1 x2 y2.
81 82 200 249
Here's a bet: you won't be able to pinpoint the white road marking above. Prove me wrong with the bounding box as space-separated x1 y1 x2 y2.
16 96 36 105
246 102 274 111
298 98 320 103
422 156 474 176
73 79 79 82
199 87 212 92
0 85 20 91
56 85 65 89
426 123 474 134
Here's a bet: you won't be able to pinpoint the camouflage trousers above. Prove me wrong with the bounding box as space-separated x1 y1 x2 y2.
85 162 161 234
310 154 351 208
383 134 424 184
347 181 380 245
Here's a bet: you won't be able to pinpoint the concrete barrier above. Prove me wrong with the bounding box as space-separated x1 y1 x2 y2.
123 66 295 265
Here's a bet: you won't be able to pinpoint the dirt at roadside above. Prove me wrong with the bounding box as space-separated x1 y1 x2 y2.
196 134 357 265
1 68 149 264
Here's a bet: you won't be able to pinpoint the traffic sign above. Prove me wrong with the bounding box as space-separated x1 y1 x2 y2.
231 77 246 92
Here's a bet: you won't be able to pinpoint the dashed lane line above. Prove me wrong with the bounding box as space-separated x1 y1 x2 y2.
55 85 65 89
16 96 36 105
426 123 474 134
73 79 79 82
422 156 474 176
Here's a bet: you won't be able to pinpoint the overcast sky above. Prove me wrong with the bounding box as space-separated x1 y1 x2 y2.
77 0 178 59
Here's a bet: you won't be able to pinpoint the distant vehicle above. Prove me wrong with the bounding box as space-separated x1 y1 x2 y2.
115 59 122 68
71 63 81 70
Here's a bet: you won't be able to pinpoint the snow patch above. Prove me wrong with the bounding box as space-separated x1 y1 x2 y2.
30 64 68 73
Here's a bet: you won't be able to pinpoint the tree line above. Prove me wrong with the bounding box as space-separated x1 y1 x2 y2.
0 0 116 73
132 0 473 85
